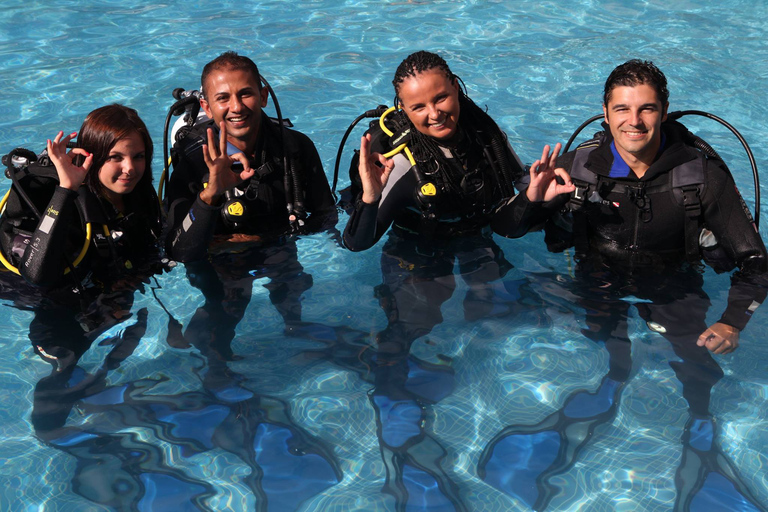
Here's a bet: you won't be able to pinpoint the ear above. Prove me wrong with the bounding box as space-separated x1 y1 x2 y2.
661 101 669 122
200 97 213 119
260 87 268 108
602 103 609 124
450 76 460 93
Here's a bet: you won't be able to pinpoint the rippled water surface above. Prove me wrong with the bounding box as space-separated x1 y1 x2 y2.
0 1 767 511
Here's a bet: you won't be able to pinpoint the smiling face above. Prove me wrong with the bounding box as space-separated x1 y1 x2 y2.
97 131 146 204
200 66 269 154
603 83 668 170
397 68 461 142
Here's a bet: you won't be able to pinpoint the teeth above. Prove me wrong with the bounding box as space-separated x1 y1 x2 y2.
229 116 246 122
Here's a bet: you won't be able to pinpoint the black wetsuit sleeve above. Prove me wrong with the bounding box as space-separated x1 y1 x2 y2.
19 186 80 286
491 159 571 238
164 146 220 262
702 160 768 330
342 158 416 251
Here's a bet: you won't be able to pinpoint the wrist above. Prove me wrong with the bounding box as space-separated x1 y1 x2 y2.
199 187 222 206
362 191 380 204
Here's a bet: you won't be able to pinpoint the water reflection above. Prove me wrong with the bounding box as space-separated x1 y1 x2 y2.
16 241 344 511
479 267 766 512
366 231 546 511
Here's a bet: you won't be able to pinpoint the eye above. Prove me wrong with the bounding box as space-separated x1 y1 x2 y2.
134 152 145 160
108 154 123 161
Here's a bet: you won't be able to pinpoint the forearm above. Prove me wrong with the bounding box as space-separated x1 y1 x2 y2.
20 186 79 286
342 198 383 251
718 268 768 331
165 195 221 262
492 192 562 238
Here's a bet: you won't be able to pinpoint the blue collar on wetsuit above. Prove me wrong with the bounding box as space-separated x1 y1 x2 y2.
608 133 667 178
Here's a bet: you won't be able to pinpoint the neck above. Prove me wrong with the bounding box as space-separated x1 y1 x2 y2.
616 140 661 179
103 190 125 213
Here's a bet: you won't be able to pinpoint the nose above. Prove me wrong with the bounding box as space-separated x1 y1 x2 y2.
427 104 439 119
229 95 243 112
629 109 642 126
123 157 135 174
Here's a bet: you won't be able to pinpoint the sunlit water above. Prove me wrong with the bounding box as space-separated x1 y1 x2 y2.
0 1 766 511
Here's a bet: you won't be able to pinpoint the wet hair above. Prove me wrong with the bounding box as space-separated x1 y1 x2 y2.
603 59 669 106
390 51 519 202
200 51 261 98
78 104 160 233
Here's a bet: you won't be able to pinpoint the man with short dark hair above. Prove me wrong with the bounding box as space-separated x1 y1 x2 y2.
489 59 767 510
496 58 767 354
166 51 336 261
164 52 336 332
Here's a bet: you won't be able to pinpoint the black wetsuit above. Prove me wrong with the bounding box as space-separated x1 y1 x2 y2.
494 119 768 331
165 113 336 337
343 126 525 251
482 121 768 511
342 116 530 511
165 113 336 262
10 183 162 295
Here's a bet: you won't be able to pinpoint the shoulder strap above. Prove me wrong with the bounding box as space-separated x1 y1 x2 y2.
568 144 599 210
671 156 706 262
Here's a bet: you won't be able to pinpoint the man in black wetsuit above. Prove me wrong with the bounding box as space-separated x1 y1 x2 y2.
165 52 336 337
489 60 768 511
496 59 767 354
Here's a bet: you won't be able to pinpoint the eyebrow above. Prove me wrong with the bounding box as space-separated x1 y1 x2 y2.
611 102 659 110
213 86 256 98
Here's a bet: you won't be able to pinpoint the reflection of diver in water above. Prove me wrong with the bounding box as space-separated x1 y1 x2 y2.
183 239 314 347
368 232 547 512
167 247 343 511
478 268 767 511
28 275 343 511
30 305 218 510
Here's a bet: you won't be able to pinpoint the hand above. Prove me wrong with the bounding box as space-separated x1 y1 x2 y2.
209 233 263 255
525 143 575 202
359 133 395 204
697 322 740 354
47 131 93 191
199 122 255 205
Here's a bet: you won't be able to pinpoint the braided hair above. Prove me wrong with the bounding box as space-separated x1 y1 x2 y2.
392 51 519 203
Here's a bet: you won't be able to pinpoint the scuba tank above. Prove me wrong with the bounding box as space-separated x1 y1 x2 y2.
0 147 94 277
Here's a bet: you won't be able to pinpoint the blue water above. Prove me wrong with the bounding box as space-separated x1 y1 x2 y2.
1 1 767 511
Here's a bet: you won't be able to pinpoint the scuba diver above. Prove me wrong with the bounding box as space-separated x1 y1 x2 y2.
489 60 768 511
0 103 164 363
339 50 560 510
1 104 163 289
163 51 337 334
0 105 174 507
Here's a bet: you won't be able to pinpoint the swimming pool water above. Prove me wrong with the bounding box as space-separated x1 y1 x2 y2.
0 1 767 510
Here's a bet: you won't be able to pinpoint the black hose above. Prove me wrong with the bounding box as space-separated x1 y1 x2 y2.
332 106 389 200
